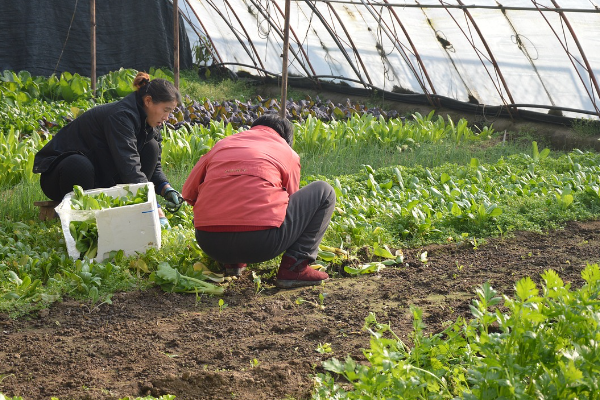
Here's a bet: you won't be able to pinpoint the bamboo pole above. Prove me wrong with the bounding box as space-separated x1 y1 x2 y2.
279 0 291 119
173 0 180 90
90 0 96 97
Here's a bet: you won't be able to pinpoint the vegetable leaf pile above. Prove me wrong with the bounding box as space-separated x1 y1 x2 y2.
68 185 149 259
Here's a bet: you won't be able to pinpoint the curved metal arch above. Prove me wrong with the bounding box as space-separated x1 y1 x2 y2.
300 0 370 88
269 0 319 78
360 0 436 106
182 0 224 64
325 2 373 86
542 0 600 116
245 0 318 82
440 0 517 118
222 0 266 72
203 0 263 75
500 7 558 109
382 0 438 105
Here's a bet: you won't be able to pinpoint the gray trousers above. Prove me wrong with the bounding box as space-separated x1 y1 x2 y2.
195 181 336 264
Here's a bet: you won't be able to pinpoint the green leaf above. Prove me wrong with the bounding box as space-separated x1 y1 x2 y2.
318 251 336 262
488 206 502 217
440 172 451 184
323 357 346 374
581 263 600 285
562 360 584 384
515 276 538 301
156 262 181 284
532 141 540 161
8 270 22 286
333 107 345 119
541 269 564 292
373 244 395 259
451 202 462 217
539 147 550 160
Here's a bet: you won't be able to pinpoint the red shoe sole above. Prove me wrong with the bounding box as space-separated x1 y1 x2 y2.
275 278 328 289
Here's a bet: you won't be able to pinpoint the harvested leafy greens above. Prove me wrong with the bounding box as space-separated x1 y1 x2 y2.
68 185 149 259
69 219 99 259
70 184 149 210
150 262 224 295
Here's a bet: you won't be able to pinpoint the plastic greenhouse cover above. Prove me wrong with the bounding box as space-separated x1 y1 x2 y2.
178 0 600 119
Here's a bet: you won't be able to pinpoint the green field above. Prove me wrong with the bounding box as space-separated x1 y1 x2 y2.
2 69 600 400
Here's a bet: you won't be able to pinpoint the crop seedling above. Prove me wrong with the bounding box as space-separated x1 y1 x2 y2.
318 292 326 310
249 358 260 368
316 343 332 354
295 295 326 310
252 271 263 295
218 298 228 312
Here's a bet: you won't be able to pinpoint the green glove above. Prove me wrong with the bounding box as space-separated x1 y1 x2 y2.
163 187 183 212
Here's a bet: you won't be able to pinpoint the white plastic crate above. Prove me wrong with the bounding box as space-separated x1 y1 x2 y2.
55 182 161 261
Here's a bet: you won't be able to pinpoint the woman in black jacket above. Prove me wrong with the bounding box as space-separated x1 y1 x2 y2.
33 72 183 224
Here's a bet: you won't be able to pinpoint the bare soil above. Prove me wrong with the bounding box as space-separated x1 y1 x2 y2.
2 220 600 400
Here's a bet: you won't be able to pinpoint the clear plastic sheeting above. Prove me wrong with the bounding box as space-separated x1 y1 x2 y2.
178 0 600 120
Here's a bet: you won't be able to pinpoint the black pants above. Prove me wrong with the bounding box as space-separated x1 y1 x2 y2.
195 181 336 264
40 139 160 201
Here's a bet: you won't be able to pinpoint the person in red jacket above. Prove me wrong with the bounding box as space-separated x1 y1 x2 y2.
182 114 336 288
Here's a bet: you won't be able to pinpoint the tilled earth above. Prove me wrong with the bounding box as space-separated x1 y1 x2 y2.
2 220 600 400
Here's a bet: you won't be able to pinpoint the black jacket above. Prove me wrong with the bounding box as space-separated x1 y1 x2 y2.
33 92 168 191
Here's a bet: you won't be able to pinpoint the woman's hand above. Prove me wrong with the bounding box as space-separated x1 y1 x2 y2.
163 187 183 212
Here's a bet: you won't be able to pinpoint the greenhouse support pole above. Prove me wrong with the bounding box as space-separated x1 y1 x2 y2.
173 0 180 90
280 0 291 119
90 0 96 97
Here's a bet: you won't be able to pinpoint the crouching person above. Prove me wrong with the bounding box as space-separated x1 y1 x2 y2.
182 114 336 288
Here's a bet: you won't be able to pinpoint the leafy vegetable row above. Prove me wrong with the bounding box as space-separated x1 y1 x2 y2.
4 144 600 316
321 144 600 252
313 263 600 399
1 108 487 189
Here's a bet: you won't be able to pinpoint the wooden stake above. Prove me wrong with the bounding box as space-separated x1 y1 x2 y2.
173 0 180 90
90 0 96 97
279 0 291 119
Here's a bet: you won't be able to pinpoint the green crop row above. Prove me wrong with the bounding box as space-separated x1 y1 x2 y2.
313 263 600 399
317 144 600 252
0 68 173 144
0 127 42 187
0 68 173 105
4 143 600 317
294 110 490 154
1 108 489 189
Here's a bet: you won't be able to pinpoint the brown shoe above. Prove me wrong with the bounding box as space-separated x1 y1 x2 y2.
275 255 329 289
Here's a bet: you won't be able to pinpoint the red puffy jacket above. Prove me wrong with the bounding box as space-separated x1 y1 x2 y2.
182 125 300 231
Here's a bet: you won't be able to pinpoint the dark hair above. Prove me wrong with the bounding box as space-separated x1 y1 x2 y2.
251 114 294 146
133 72 182 105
